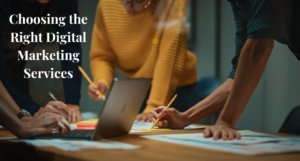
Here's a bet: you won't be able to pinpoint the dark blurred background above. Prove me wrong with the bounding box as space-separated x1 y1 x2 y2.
25 0 300 133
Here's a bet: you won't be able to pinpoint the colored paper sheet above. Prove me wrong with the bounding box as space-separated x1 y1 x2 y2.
70 122 205 132
141 128 171 131
76 120 98 125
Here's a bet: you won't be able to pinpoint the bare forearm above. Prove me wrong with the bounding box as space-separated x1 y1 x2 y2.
217 38 274 127
0 81 21 114
0 101 24 137
183 79 234 125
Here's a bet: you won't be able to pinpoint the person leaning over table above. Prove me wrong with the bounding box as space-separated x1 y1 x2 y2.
1 0 83 122
149 0 300 140
0 80 71 138
87 0 199 122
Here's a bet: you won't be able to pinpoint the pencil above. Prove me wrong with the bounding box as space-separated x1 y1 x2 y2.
48 91 71 117
78 66 104 100
151 94 177 129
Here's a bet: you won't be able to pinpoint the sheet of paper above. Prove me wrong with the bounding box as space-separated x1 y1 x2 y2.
141 132 300 155
238 130 276 137
160 133 286 144
10 139 140 151
238 130 300 140
130 122 205 133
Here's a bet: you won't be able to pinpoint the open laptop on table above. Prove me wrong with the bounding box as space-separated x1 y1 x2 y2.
34 78 152 140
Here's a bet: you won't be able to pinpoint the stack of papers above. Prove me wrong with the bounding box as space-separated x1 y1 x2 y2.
75 120 98 129
141 130 300 155
70 120 206 132
10 139 140 151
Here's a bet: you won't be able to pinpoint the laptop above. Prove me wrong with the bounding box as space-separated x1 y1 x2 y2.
34 78 152 140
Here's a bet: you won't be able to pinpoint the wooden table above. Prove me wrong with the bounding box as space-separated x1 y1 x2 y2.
0 125 299 161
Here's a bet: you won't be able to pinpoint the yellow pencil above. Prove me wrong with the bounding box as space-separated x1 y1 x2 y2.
78 66 104 100
151 94 177 129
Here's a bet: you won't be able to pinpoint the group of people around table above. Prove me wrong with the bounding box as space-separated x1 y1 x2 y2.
0 0 299 139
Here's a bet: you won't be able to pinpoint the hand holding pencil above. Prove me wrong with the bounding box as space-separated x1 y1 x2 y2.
149 94 190 129
151 94 178 129
87 82 106 101
78 66 106 101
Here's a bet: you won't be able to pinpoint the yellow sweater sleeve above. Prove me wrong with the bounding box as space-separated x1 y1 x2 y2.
90 2 116 94
144 0 188 113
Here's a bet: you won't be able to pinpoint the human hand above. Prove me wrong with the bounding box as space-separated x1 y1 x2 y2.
203 122 241 140
34 101 69 119
87 82 106 101
149 106 188 129
135 113 151 122
19 112 71 138
67 104 83 123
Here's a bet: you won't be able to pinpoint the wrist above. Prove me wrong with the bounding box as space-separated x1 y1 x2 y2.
17 109 32 119
20 116 32 122
182 108 196 126
65 99 80 106
215 118 235 128
181 111 191 127
67 104 80 108
17 120 30 139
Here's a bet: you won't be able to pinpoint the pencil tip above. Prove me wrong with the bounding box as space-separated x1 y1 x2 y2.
49 91 52 94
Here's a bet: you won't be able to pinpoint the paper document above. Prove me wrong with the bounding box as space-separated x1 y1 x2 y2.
141 131 300 155
162 133 286 144
130 122 205 133
238 130 277 137
9 139 140 151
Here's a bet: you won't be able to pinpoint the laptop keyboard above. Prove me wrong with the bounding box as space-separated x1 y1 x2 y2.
59 130 94 138
34 130 94 139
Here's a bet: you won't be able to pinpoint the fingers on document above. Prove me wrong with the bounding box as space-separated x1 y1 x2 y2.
70 110 83 123
135 114 142 122
204 127 212 138
221 130 229 140
28 114 71 137
204 126 242 140
235 131 242 140
135 113 151 123
145 117 151 123
54 115 71 133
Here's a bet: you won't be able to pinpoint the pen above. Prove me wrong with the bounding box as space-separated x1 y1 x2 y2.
151 94 178 129
78 66 105 100
48 91 71 117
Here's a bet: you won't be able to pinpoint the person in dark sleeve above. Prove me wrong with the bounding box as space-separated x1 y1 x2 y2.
148 0 300 140
0 80 71 138
1 0 83 122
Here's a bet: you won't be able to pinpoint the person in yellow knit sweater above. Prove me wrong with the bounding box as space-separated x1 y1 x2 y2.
88 0 199 122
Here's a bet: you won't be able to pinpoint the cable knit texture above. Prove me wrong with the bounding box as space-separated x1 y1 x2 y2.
90 0 197 112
